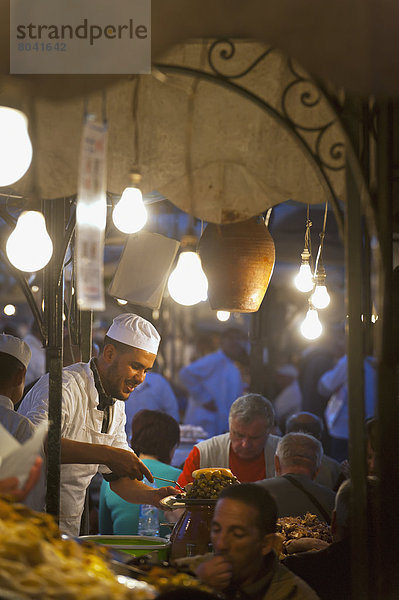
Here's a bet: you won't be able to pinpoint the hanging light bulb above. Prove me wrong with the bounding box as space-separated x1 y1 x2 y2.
3 304 16 316
311 283 330 309
6 211 53 272
0 106 33 186
300 303 323 340
168 234 208 306
116 298 128 305
311 202 330 309
311 265 330 309
216 310 230 322
112 172 147 234
294 248 314 292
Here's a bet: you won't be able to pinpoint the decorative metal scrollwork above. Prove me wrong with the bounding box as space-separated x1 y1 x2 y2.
208 38 274 79
155 37 347 230
281 59 345 171
207 39 345 173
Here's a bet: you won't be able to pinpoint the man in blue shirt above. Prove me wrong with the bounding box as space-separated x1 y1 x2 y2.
124 372 179 442
180 329 246 437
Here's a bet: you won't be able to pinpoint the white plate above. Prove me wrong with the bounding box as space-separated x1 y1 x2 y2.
159 495 186 509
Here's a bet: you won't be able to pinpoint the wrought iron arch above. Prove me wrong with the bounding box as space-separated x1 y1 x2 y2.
154 37 356 235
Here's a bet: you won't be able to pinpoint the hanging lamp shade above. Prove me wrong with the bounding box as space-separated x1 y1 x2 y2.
198 217 275 313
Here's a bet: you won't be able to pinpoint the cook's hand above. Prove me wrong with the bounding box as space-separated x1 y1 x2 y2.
105 448 153 482
0 457 43 501
195 555 233 590
150 486 178 509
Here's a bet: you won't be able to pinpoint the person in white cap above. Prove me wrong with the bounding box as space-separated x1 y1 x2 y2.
0 333 44 509
19 313 175 536
0 333 33 441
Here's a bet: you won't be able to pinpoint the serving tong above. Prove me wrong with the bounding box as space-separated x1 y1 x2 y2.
152 476 185 493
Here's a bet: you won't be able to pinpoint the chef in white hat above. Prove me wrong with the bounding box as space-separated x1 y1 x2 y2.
0 333 33 441
19 313 175 536
0 333 44 508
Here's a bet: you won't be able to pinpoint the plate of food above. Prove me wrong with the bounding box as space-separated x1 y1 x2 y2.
0 498 157 599
160 468 239 508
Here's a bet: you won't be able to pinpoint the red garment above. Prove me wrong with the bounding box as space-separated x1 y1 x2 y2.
177 445 266 487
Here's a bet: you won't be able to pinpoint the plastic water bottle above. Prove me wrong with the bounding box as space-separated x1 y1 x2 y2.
137 478 159 537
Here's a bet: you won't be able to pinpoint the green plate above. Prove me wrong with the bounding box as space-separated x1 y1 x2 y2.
80 535 170 560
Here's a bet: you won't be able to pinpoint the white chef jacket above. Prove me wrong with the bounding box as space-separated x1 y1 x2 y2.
18 362 132 536
0 395 46 511
23 333 46 386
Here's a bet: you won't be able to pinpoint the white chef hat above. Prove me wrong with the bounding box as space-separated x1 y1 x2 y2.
0 333 32 369
106 313 161 355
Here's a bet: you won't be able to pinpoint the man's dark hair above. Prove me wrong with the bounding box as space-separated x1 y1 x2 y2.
218 483 277 535
0 352 24 386
285 411 324 440
131 409 180 465
102 335 135 354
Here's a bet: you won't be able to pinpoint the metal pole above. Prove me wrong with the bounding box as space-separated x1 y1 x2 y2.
345 159 369 600
375 101 399 598
44 197 65 520
80 310 93 363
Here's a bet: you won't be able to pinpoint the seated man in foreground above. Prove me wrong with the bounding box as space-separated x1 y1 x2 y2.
178 394 279 487
196 483 319 599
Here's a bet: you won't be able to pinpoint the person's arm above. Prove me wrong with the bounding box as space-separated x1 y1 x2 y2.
110 478 176 507
177 446 201 487
60 438 153 481
318 355 348 396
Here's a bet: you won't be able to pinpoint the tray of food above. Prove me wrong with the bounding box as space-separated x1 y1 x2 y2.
276 513 332 557
0 498 157 599
160 467 239 508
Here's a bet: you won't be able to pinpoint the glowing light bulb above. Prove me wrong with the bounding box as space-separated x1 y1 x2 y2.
0 107 33 186
294 262 314 292
168 251 208 306
6 211 53 272
117 298 128 305
217 311 230 322
112 187 147 234
311 284 330 309
3 304 16 316
300 306 323 340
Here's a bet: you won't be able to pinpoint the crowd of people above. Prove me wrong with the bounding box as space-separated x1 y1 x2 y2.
0 312 378 600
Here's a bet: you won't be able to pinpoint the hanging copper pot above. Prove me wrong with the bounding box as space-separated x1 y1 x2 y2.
198 217 275 312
